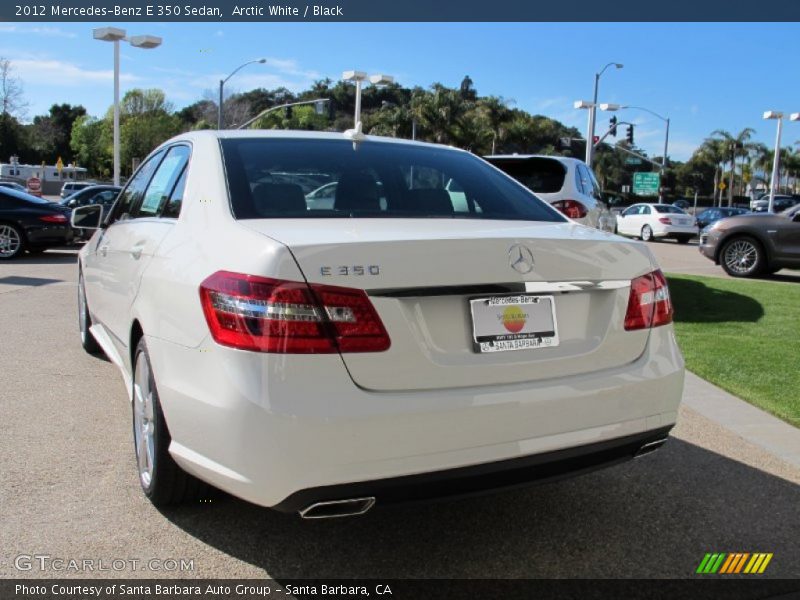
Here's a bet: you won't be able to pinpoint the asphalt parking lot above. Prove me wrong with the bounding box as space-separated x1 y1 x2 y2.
1 246 799 580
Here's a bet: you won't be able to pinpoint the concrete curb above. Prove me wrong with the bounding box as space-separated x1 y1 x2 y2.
683 370 800 469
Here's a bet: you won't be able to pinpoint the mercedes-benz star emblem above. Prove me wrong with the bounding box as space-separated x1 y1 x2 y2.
508 244 535 274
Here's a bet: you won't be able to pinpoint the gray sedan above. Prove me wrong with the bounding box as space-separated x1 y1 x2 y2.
699 203 800 277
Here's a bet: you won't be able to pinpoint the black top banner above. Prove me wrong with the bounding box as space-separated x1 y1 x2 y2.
2 0 799 22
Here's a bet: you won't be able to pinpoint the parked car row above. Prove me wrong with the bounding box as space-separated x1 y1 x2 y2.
0 186 74 259
0 184 122 259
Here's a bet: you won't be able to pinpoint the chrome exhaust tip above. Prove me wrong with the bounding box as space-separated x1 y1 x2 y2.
634 437 668 458
299 497 376 519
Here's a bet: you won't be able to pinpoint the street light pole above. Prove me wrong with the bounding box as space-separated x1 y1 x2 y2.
218 58 267 130
586 63 623 167
342 71 394 140
94 28 161 187
113 39 120 187
764 111 783 214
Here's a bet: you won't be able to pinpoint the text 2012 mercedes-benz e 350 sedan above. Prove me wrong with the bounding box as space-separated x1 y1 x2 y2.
72 131 684 518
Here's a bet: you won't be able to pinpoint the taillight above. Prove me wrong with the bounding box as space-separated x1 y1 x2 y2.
551 199 588 220
39 214 68 223
658 217 672 225
199 271 390 354
624 269 673 331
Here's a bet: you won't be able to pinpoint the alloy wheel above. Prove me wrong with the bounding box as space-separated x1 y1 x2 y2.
0 224 22 258
133 353 156 489
723 239 759 276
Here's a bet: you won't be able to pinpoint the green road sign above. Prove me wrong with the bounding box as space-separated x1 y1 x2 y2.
625 157 642 165
633 172 660 196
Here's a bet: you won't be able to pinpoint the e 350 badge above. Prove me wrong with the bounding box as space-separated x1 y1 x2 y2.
320 265 380 276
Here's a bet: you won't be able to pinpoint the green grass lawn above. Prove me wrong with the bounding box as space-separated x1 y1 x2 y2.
667 274 800 427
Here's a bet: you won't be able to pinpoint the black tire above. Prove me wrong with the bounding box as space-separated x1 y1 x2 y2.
78 271 102 354
719 236 765 278
0 223 25 260
132 338 206 506
640 225 654 242
676 236 692 244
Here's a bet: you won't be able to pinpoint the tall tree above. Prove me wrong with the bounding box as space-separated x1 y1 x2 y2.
0 57 28 117
709 128 755 204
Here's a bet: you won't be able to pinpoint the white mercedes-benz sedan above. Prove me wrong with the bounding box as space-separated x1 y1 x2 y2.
72 130 684 518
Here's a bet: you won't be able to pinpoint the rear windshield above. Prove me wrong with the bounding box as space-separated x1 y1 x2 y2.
484 157 566 194
221 139 565 222
653 205 686 214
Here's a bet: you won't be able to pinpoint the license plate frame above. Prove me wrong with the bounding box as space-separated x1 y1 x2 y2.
469 294 560 353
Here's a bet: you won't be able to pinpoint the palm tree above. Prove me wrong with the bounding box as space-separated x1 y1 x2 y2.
697 137 727 205
410 84 472 145
709 128 755 205
477 96 513 154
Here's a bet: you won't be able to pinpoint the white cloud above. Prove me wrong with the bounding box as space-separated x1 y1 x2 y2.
12 58 139 86
0 25 76 38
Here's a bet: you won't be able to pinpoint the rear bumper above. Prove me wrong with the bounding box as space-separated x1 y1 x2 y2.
652 224 697 238
272 425 673 513
145 325 684 510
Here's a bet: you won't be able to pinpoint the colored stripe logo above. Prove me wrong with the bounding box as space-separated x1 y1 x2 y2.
696 553 773 574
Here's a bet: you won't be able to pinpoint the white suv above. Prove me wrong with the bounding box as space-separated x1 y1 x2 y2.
484 155 613 231
60 181 94 199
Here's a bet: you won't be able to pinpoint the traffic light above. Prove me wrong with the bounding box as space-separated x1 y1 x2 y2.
626 124 634 145
609 116 618 137
285 105 293 119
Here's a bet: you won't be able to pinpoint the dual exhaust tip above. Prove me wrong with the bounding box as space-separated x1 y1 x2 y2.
634 437 668 458
298 437 669 518
299 497 376 520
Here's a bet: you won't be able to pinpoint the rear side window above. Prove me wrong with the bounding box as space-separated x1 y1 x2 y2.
578 164 601 198
653 205 685 214
162 167 187 219
112 150 166 221
132 145 190 218
486 157 566 194
221 139 565 223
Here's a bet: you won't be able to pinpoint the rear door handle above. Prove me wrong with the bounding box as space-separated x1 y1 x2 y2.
99 245 108 257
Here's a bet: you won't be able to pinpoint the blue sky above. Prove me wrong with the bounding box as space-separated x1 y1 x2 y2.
1 22 799 161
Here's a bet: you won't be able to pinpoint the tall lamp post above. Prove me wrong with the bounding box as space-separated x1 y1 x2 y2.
218 58 267 130
342 71 394 140
93 27 162 187
574 63 623 168
601 104 670 201
763 111 800 213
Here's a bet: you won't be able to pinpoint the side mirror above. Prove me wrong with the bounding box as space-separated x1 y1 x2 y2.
793 213 800 223
71 204 104 230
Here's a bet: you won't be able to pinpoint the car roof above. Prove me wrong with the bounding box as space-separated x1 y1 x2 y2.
484 154 580 164
168 129 467 153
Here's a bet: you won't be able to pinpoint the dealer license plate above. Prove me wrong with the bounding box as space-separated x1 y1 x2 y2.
470 295 559 353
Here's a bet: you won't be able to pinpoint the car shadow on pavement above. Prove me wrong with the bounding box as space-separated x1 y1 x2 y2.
668 277 764 323
0 275 63 287
159 439 800 578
